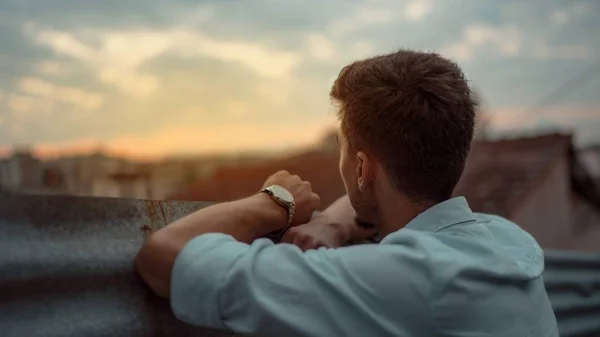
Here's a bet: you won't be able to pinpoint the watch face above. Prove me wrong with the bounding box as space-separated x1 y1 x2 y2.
269 185 294 203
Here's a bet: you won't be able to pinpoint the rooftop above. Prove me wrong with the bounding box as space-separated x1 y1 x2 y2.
454 133 573 216
173 149 343 209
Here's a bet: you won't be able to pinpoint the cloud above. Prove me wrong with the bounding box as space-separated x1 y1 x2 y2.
17 77 104 110
30 27 96 61
226 101 250 119
6 93 37 113
327 5 395 36
549 2 592 27
174 31 299 79
4 93 58 141
348 40 375 59
309 0 436 62
5 93 57 115
305 33 337 61
444 22 593 61
28 27 167 98
443 24 522 61
532 41 592 60
27 25 301 98
404 0 434 22
331 0 434 30
98 67 160 98
37 60 73 76
549 10 569 26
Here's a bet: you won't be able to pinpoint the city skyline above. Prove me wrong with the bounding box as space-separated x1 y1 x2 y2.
0 0 599 160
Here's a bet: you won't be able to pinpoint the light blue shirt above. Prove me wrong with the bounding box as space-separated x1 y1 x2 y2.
170 197 559 337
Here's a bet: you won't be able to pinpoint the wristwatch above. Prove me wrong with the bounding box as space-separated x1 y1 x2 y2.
260 185 295 238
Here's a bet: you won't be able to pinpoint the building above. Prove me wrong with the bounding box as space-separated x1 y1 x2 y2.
172 133 600 252
0 144 279 200
0 146 70 195
454 134 600 252
0 146 42 191
579 144 600 185
46 152 136 196
91 172 153 199
0 147 152 197
473 112 492 140
171 150 342 208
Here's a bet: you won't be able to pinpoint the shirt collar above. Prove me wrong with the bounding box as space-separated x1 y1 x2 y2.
380 196 476 244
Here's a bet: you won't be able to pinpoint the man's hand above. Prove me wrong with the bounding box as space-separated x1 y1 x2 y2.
281 214 348 250
262 170 321 226
282 213 377 251
282 195 378 251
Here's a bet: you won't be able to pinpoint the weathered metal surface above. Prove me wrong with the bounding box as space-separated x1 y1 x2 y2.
544 250 600 337
0 192 598 337
0 192 233 337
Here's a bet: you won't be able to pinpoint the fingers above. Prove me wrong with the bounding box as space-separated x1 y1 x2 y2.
265 170 304 188
280 227 325 251
274 170 299 181
311 192 321 208
292 235 311 249
280 228 294 243
281 228 308 247
294 236 326 251
263 170 320 225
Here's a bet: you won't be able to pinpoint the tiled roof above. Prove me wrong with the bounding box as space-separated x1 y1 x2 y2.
172 134 582 218
454 133 573 217
172 150 346 209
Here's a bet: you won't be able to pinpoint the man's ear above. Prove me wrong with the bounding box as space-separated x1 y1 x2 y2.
356 151 373 192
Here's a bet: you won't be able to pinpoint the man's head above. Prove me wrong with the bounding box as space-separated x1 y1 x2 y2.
331 50 478 225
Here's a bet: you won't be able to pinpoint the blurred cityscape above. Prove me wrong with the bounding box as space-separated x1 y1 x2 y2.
0 128 338 200
0 0 599 247
2 122 600 247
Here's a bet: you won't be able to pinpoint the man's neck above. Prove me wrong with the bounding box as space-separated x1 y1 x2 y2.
375 189 434 237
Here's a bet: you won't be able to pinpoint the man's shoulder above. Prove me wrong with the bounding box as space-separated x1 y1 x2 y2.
472 212 520 227
377 213 540 278
338 230 453 284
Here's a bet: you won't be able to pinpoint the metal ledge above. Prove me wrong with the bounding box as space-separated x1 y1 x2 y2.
0 193 598 336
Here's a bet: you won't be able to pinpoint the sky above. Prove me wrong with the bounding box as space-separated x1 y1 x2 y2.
0 0 598 159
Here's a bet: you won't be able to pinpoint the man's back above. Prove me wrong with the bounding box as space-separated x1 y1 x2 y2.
170 197 558 336
378 212 558 336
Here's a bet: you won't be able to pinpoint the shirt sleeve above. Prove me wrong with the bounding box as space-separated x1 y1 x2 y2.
170 232 434 337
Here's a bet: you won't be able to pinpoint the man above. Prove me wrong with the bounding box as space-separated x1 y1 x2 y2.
136 50 558 336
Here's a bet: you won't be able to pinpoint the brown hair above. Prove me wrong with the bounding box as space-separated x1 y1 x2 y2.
331 50 477 202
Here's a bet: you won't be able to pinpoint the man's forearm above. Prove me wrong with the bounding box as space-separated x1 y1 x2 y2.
154 193 285 244
136 193 286 298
